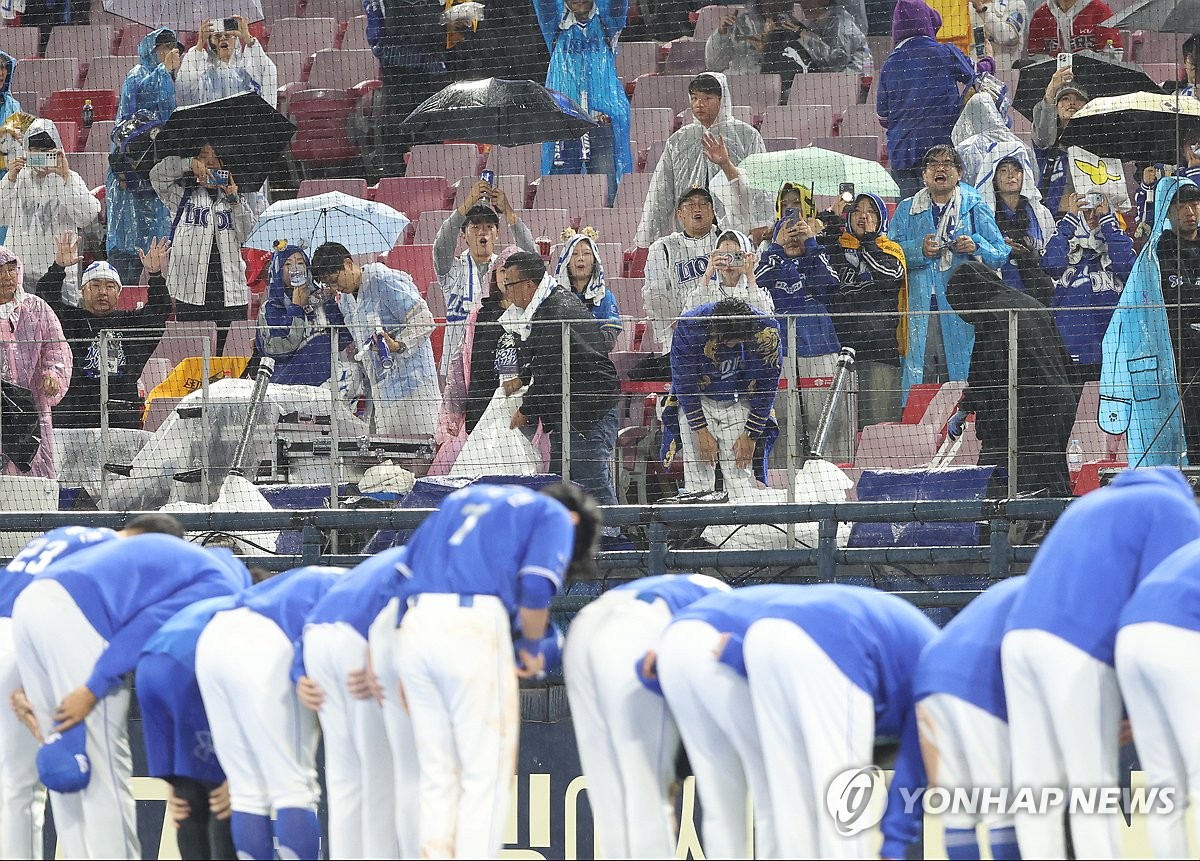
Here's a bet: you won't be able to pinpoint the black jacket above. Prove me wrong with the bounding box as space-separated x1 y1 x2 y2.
41 263 171 429
517 287 618 433
822 234 904 366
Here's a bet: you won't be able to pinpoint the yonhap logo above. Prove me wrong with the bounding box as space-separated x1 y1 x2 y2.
826 766 886 836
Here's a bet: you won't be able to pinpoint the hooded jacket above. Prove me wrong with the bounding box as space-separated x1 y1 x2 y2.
149 156 255 308
0 52 20 133
945 261 1076 495
889 180 1010 398
634 72 772 247
553 233 621 347
1100 176 1191 467
534 0 632 182
176 32 278 108
0 119 99 282
256 243 352 387
684 229 775 316
877 0 975 171
107 29 177 256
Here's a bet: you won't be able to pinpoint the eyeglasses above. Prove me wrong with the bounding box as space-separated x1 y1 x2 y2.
924 159 958 169
506 277 534 288
679 200 714 211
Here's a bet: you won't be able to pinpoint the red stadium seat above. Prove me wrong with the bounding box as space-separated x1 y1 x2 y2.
267 17 339 56
374 176 453 227
530 174 608 214
12 59 82 108
45 26 115 75
0 27 39 60
42 89 118 129
341 16 371 50
615 41 659 84
381 245 437 296
306 48 379 90
407 144 481 186
286 88 362 167
298 177 370 198
114 24 152 56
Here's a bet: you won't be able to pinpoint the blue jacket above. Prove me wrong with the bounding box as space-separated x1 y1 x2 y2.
670 302 782 438
106 28 176 255
1044 212 1134 367
1007 467 1200 664
1121 536 1200 635
1099 176 1191 466
755 237 842 357
889 182 1010 399
876 36 974 170
678 584 936 861
0 526 116 617
534 0 632 181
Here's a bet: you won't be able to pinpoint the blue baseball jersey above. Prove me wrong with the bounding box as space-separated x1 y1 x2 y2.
238 565 347 643
1006 467 1200 665
36 535 251 698
674 584 937 860
913 577 1026 721
1121 536 1200 633
612 573 731 614
142 595 241 669
397 484 574 614
0 526 117 617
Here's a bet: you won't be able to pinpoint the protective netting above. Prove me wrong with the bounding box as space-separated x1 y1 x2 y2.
0 0 1191 548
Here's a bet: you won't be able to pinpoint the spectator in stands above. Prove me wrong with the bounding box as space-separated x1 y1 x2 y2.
706 1 781 76
108 28 180 288
535 0 632 206
1043 190 1133 386
1026 0 1121 56
256 241 353 387
643 136 752 355
0 119 100 296
689 229 774 313
364 0 448 175
311 241 443 438
953 91 1023 188
988 150 1056 302
877 0 975 199
890 144 1010 399
669 297 781 496
177 16 277 108
635 72 771 248
823 192 907 427
0 246 71 478
1032 70 1087 213
781 0 871 74
552 228 622 349
41 231 170 429
0 52 21 132
969 0 1028 70
434 180 536 376
944 261 1076 499
1135 129 1200 234
1173 35 1199 96
755 211 846 454
150 142 255 354
506 251 619 504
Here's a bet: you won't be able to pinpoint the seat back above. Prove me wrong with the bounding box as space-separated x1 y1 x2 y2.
12 58 81 107
374 176 452 224
267 17 339 56
307 48 378 90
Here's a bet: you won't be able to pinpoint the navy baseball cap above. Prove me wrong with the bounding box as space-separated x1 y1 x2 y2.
37 725 90 793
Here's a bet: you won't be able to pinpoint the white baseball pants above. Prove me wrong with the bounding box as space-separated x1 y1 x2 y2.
395 594 519 859
562 590 680 860
1002 628 1123 859
680 399 758 496
366 599 420 860
11 579 138 860
1116 621 1200 859
195 608 321 818
0 616 44 859
743 618 875 859
304 621 399 859
656 618 776 860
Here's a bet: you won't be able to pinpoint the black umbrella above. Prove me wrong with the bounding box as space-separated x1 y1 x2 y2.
1105 0 1200 33
397 78 598 148
153 93 296 190
1059 91 1200 164
0 381 41 473
1014 51 1159 121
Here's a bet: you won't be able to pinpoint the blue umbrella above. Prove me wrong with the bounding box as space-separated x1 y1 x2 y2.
245 192 410 255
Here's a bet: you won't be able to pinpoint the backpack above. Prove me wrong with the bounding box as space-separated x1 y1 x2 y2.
108 108 166 191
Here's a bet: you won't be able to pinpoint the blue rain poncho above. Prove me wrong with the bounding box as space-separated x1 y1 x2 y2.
106 28 176 257
534 0 632 181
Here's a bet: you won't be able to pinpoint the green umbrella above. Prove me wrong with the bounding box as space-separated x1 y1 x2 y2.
739 148 900 199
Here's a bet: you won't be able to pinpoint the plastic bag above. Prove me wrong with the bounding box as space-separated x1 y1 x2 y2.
449 386 542 477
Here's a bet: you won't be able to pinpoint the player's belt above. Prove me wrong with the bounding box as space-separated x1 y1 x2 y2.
407 593 482 608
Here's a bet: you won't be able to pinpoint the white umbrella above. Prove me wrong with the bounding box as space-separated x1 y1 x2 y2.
103 0 264 31
245 192 410 255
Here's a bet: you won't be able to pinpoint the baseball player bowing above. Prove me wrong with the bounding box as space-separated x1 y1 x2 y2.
12 532 247 861
195 565 347 861
295 546 417 860
562 573 729 860
0 515 183 861
1003 467 1200 859
913 577 1026 861
380 481 600 859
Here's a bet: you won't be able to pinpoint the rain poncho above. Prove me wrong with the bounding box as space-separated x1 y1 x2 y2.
257 243 352 387
889 180 1010 399
176 35 278 108
0 51 20 137
952 93 1026 194
534 0 632 182
0 248 71 478
552 232 621 347
634 72 772 247
107 28 177 257
0 118 100 283
336 263 441 437
1099 176 1190 467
